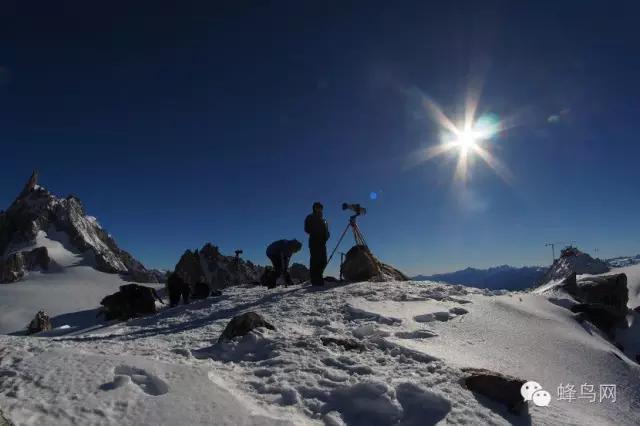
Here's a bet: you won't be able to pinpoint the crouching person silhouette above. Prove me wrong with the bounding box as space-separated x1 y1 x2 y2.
265 239 302 288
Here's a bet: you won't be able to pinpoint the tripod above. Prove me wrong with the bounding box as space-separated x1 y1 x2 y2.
328 214 368 265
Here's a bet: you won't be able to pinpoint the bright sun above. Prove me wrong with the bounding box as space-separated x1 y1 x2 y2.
416 95 513 184
455 130 479 151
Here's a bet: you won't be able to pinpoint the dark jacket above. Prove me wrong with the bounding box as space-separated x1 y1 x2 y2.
304 213 330 243
266 239 298 259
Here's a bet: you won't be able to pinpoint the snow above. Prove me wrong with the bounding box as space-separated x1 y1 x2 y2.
2 267 640 425
0 230 158 335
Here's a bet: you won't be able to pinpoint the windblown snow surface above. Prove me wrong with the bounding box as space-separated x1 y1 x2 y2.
0 230 154 334
1 265 640 425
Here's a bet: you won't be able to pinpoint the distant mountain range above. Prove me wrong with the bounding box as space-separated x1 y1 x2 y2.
413 253 640 290
413 265 548 290
606 255 640 268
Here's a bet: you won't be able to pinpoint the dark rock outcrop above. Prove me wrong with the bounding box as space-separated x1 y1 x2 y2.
174 243 264 290
26 310 52 335
0 247 50 283
559 273 629 338
341 245 408 282
571 304 626 338
572 274 628 317
218 312 275 343
462 368 528 414
0 172 156 283
98 284 163 321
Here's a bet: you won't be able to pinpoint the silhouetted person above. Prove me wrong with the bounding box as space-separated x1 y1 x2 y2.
305 202 330 286
167 272 191 307
265 239 302 288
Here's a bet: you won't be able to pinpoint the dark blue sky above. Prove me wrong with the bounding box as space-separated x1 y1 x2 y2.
1 1 639 275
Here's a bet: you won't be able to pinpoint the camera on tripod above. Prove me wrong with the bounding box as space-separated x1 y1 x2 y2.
342 203 366 217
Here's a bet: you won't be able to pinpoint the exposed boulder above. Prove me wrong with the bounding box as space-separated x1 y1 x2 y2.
174 243 264 290
0 172 156 283
572 274 628 317
541 246 609 284
341 245 408 283
26 310 52 335
218 312 275 343
571 304 626 338
558 273 629 338
289 262 310 283
462 368 528 415
98 284 163 321
0 247 50 283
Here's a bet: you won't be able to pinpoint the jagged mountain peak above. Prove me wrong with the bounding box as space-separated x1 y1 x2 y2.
539 246 609 285
0 172 156 283
174 242 264 289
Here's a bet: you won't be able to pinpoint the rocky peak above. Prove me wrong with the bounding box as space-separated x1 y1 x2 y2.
19 170 39 198
174 243 264 289
540 246 609 284
1 172 156 283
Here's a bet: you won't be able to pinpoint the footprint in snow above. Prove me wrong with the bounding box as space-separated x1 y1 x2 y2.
414 307 468 323
396 382 451 425
394 329 438 339
100 365 169 396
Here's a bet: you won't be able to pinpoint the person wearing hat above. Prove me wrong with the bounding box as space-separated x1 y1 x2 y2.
265 239 302 288
304 202 330 286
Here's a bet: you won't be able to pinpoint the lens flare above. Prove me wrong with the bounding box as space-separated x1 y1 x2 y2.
416 96 511 184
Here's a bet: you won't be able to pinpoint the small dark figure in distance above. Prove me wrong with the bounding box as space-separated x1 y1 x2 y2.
265 239 303 288
304 201 330 286
167 272 191 307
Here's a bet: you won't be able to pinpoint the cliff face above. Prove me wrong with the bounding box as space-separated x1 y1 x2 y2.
0 172 156 283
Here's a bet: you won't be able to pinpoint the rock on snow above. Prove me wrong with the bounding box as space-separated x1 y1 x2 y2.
1 264 640 425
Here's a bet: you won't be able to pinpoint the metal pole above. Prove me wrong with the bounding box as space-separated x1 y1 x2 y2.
327 222 351 265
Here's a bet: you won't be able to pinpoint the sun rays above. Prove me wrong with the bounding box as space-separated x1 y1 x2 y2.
417 94 512 185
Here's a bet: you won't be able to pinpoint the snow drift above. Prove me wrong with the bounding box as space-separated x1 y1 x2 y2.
1 263 639 425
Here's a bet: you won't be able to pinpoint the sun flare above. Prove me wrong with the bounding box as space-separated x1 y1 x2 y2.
417 96 512 184
454 130 479 151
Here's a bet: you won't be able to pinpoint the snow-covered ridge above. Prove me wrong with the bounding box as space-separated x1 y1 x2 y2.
1 270 639 425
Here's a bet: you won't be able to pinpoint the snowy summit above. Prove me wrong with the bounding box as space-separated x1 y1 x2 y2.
1 262 639 425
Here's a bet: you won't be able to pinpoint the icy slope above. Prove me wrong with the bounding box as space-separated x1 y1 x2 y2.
2 276 639 425
0 231 160 334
